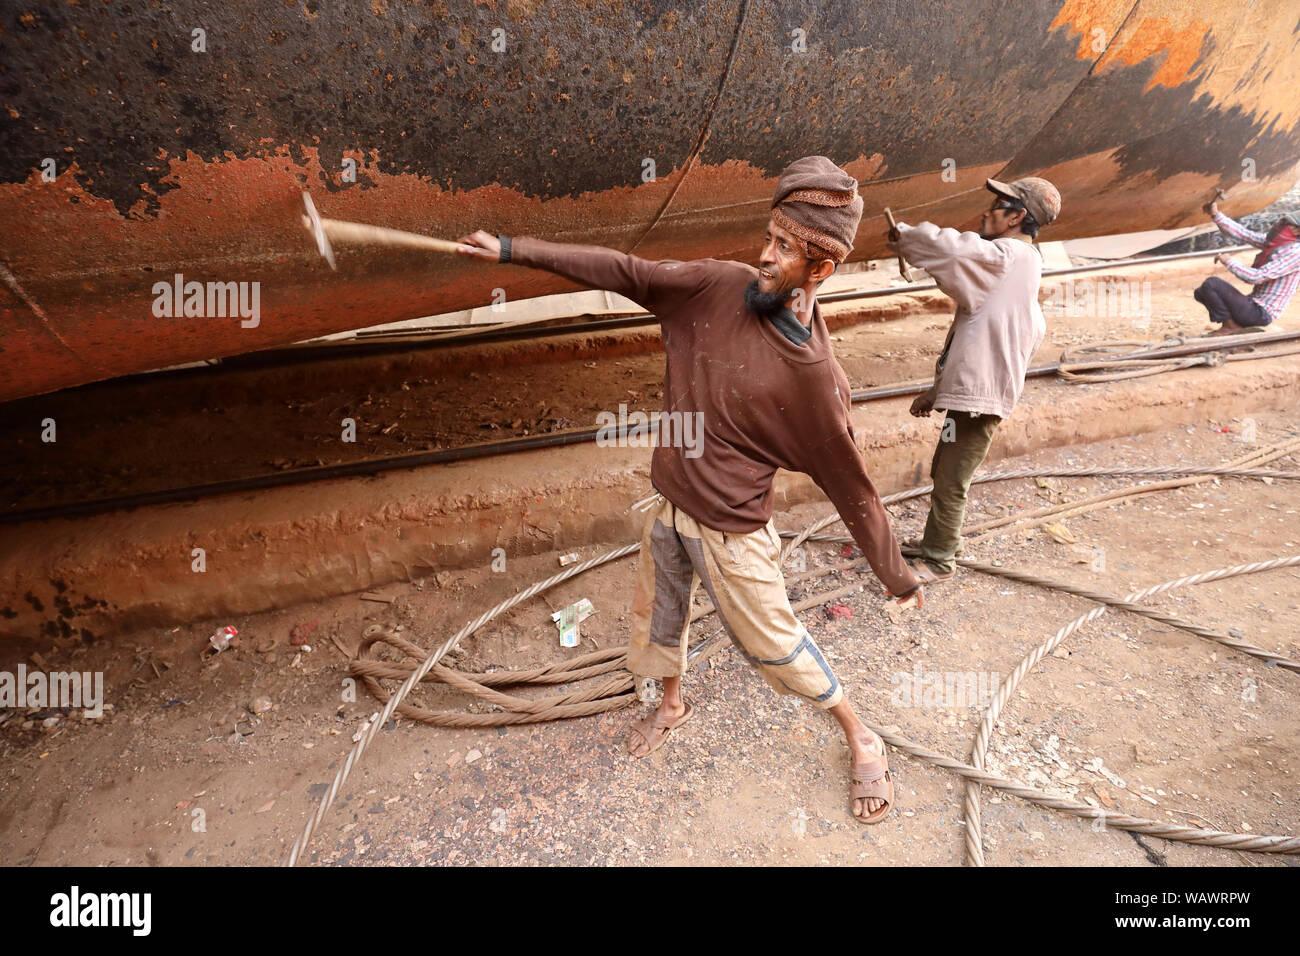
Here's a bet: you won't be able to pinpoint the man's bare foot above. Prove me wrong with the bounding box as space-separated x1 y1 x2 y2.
849 729 888 819
1208 319 1244 336
625 698 692 758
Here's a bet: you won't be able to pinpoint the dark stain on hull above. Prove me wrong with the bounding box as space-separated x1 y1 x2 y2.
3 2 1296 214
0 1 1298 402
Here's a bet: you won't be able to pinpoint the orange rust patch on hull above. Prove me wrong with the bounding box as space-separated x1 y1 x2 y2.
2 0 1299 401
1096 14 1212 92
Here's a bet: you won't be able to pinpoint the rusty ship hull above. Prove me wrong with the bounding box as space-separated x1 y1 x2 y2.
2 0 1299 403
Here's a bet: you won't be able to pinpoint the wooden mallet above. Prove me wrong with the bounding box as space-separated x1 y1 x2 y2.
300 192 466 270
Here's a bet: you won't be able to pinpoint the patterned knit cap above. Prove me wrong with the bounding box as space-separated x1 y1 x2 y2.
770 156 864 263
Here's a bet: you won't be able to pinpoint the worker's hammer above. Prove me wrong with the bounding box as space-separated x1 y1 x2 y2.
300 192 466 270
1204 187 1228 216
884 207 916 282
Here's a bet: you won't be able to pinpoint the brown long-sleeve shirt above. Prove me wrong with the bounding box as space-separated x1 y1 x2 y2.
506 236 920 597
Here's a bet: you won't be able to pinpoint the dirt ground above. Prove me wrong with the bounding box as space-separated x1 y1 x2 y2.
1 405 1296 867
3 259 1295 515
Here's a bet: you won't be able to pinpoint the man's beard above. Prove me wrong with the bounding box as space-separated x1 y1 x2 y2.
743 278 793 318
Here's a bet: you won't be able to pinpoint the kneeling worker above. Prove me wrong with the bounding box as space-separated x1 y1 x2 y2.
1195 199 1300 335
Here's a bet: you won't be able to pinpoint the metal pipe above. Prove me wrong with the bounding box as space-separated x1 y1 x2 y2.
8 325 1300 526
115 243 1254 380
849 328 1300 402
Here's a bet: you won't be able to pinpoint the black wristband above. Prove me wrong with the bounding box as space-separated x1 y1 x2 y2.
498 235 511 264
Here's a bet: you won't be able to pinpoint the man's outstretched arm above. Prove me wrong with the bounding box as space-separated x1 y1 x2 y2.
1209 207 1267 248
893 221 1012 313
457 229 699 312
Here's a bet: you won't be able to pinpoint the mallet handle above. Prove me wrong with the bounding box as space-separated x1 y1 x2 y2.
318 217 465 254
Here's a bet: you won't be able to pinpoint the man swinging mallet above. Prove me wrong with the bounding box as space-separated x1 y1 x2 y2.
457 156 923 823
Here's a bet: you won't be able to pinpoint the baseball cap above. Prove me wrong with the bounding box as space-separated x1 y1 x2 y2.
985 177 1062 227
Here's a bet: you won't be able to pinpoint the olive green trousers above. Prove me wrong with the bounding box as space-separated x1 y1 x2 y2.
920 412 1001 574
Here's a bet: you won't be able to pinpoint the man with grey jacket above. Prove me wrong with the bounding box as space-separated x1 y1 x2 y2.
889 177 1061 582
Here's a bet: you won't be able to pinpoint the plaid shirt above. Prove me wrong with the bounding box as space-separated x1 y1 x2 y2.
1213 211 1300 320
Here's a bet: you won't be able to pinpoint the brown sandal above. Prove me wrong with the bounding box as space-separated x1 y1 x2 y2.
902 537 963 557
850 748 895 824
908 558 954 584
625 700 694 759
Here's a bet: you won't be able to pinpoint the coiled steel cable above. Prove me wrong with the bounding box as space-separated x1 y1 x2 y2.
289 458 1300 865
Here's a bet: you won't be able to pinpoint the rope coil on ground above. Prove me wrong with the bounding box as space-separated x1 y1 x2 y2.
780 461 1300 563
351 630 636 727
1057 336 1300 383
961 555 1300 866
286 541 638 866
290 453 1300 866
